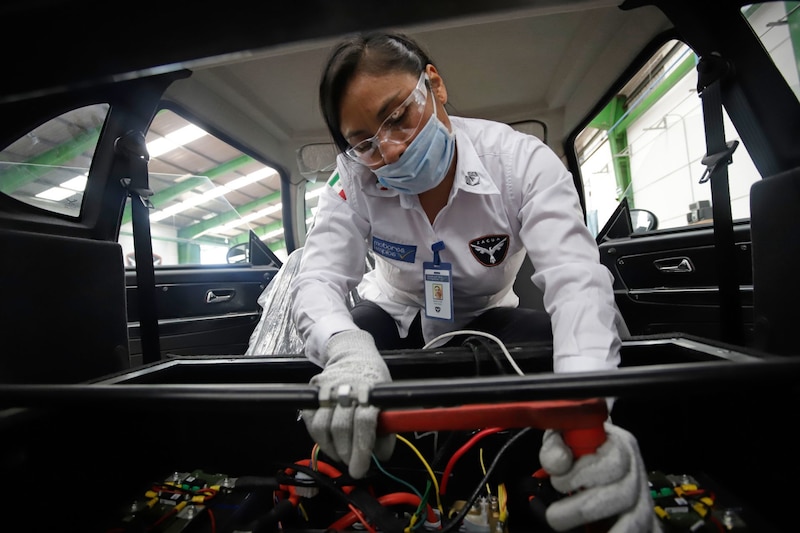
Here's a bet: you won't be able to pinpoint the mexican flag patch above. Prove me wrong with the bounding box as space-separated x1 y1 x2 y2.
327 171 346 200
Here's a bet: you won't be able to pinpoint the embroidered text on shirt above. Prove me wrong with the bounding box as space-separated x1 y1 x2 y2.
469 234 509 266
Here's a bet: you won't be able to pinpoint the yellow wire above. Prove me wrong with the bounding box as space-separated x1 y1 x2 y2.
498 483 508 522
396 434 444 513
479 448 492 495
297 501 310 521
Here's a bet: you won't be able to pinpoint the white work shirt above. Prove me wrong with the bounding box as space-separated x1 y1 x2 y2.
290 116 621 373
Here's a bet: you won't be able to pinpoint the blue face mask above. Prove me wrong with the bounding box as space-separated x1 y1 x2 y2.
373 110 456 195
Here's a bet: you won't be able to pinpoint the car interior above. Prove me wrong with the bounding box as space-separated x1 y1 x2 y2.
1 1 799 532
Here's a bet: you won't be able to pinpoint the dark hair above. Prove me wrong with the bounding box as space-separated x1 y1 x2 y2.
319 30 435 153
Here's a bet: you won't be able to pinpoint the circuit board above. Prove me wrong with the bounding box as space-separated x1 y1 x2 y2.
650 472 751 532
107 470 267 533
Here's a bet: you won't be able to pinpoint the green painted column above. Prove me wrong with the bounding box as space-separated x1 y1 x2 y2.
178 241 201 264
178 190 282 241
607 97 632 207
590 95 632 207
587 52 697 209
121 154 254 225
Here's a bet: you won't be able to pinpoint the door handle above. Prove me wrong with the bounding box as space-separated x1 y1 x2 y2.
654 257 694 273
205 289 235 303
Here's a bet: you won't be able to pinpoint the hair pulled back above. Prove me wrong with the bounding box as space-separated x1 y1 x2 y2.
319 31 435 153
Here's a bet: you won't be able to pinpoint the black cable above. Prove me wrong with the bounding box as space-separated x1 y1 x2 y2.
439 427 532 533
425 334 505 472
241 498 297 533
462 335 509 375
461 337 484 376
231 476 281 491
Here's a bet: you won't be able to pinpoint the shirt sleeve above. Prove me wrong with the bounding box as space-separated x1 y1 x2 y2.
514 137 622 374
289 164 370 366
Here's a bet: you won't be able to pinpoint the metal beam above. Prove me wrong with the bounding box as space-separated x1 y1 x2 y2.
178 189 281 240
121 154 254 225
0 127 100 194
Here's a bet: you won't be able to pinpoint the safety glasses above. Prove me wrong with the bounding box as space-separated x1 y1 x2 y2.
344 72 429 167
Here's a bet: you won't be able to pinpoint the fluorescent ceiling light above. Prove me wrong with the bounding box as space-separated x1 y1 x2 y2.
204 178 314 235
149 166 277 222
252 203 283 218
147 124 207 158
200 203 283 238
61 174 88 191
149 193 206 222
261 227 284 240
33 173 88 201
36 187 75 201
226 167 276 189
217 203 283 233
149 211 172 223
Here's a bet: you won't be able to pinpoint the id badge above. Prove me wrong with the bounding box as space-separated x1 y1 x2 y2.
423 261 453 321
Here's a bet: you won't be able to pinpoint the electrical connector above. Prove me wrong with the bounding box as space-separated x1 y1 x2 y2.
462 497 490 533
292 471 319 498
423 508 442 530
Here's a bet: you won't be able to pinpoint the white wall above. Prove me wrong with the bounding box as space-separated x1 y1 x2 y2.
119 222 180 266
582 3 796 233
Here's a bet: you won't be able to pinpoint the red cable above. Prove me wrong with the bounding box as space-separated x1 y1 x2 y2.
346 503 378 533
289 458 344 478
328 492 438 531
439 427 505 496
282 458 355 496
207 508 217 533
147 505 180 531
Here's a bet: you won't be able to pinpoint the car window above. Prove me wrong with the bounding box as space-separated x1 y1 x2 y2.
578 39 763 236
744 2 800 102
118 109 288 265
0 105 293 266
0 103 108 217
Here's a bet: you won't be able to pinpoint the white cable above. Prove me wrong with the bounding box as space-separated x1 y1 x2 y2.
422 330 525 377
413 431 440 457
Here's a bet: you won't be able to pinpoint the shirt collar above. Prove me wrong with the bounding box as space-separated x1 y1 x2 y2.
338 155 399 198
342 123 500 204
451 125 500 196
363 172 419 208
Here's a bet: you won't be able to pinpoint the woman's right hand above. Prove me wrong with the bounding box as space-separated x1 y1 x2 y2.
301 329 395 478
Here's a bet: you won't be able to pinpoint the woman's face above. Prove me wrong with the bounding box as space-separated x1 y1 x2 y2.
339 65 450 168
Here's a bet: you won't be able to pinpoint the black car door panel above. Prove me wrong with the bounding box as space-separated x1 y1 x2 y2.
599 223 753 341
126 265 277 364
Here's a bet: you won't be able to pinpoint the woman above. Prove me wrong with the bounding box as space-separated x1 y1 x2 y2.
290 30 659 532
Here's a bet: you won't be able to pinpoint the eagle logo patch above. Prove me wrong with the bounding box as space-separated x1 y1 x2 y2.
469 234 509 267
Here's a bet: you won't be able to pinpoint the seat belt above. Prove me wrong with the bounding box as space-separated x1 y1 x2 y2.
696 53 743 346
116 130 161 364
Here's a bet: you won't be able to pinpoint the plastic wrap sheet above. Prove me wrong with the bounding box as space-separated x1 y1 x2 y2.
246 248 305 356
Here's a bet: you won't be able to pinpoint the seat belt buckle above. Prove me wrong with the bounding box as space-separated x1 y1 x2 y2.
115 130 154 205
699 139 739 183
119 177 155 207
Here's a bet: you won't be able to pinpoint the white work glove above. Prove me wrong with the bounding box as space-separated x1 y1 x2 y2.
539 422 662 533
302 329 395 479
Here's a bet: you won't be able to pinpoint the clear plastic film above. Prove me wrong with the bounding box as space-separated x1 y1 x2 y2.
245 248 305 356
